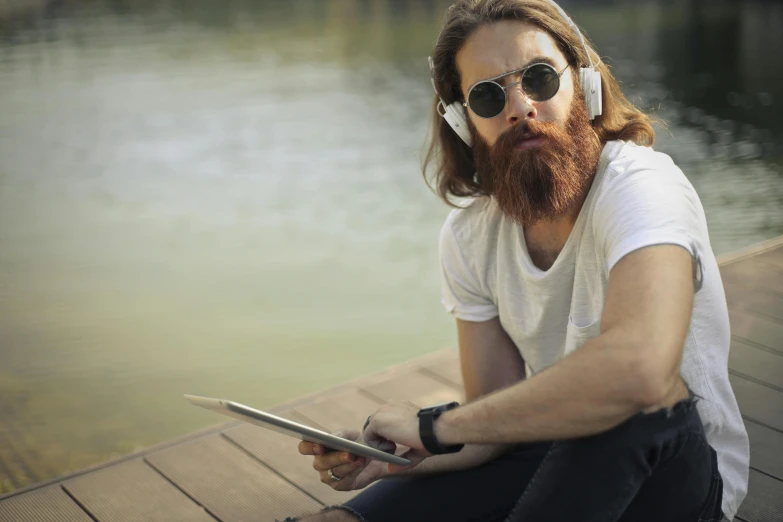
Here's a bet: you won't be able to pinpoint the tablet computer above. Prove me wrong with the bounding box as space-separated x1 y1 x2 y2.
184 394 411 466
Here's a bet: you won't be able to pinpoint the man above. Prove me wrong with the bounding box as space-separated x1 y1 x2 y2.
286 1 749 520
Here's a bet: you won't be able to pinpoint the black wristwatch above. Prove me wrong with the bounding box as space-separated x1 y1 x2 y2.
417 401 464 455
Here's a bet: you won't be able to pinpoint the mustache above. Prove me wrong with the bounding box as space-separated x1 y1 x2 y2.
494 119 560 150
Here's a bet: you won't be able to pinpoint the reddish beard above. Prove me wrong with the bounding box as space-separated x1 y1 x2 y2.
471 97 602 226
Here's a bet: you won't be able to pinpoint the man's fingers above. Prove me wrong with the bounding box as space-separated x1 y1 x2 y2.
362 415 389 451
300 442 331 456
300 428 359 456
364 432 396 455
320 459 367 490
325 460 365 481
298 440 316 455
387 448 427 474
375 440 397 454
312 451 361 472
337 429 361 441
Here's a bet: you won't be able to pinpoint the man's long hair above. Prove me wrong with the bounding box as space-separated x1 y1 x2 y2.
423 0 657 206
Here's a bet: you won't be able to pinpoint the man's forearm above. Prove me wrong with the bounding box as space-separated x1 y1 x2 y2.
435 333 666 446
390 443 512 477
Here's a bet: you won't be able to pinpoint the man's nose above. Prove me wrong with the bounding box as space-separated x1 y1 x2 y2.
505 86 537 125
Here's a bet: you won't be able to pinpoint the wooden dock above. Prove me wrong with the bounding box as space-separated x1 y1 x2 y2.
1 236 782 522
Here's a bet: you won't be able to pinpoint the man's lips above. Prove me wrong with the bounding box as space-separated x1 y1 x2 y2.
514 134 545 150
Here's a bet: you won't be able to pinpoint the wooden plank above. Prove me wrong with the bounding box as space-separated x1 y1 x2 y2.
263 349 461 414
223 408 358 507
730 375 783 432
146 434 321 522
717 237 783 267
755 247 783 270
729 340 783 389
746 420 783 480
0 418 241 504
293 389 384 433
361 370 463 407
736 470 783 522
722 259 783 296
725 282 783 322
730 310 783 354
748 256 783 277
0 486 93 522
63 459 214 522
420 350 463 387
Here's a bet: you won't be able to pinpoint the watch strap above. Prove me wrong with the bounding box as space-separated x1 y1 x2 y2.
419 410 444 455
418 404 464 455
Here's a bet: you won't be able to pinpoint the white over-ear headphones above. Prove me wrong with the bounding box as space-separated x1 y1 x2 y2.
429 56 475 147
429 0 602 148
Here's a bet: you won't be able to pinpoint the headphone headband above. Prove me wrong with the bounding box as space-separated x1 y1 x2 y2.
542 0 600 69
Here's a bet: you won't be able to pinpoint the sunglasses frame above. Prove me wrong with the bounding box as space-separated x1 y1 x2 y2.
464 62 570 119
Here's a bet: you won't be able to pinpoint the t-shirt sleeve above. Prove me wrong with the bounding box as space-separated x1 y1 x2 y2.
593 152 706 290
439 217 498 322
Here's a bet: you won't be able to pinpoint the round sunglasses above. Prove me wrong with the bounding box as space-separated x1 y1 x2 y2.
465 62 570 119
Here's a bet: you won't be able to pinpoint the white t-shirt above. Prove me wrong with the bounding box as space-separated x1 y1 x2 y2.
439 140 749 520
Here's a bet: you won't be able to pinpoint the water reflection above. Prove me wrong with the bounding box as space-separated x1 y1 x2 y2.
0 0 781 493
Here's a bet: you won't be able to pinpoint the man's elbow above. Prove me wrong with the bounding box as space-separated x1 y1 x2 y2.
623 348 682 410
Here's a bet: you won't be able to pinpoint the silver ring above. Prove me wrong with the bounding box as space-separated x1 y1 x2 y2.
328 468 342 482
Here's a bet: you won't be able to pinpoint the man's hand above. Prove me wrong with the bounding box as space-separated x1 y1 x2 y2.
298 430 389 491
362 402 433 472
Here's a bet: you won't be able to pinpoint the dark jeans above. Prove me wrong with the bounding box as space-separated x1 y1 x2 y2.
330 396 724 522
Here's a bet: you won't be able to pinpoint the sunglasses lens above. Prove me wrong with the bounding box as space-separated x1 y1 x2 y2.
522 63 560 102
468 81 506 118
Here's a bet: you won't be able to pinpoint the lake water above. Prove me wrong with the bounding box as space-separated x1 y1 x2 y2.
1 0 781 493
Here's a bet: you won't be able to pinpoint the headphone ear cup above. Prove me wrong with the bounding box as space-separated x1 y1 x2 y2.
442 102 473 147
590 69 603 119
579 67 603 121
